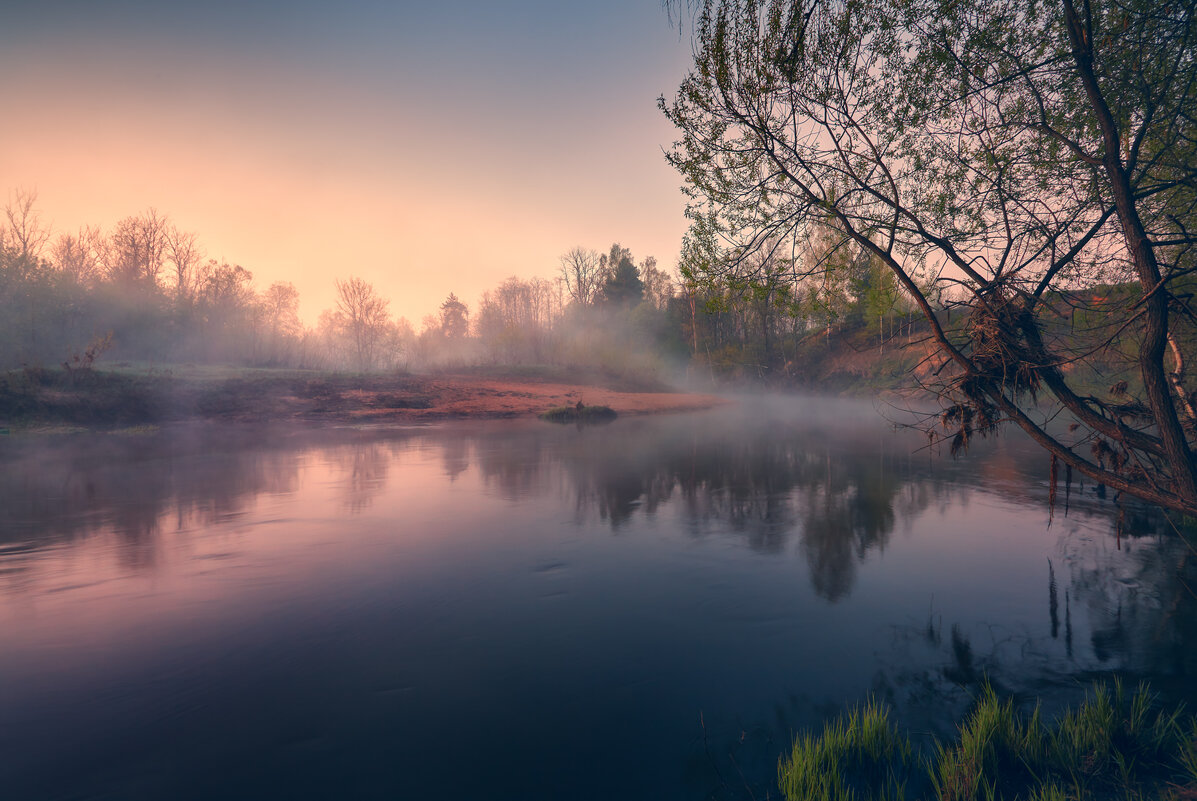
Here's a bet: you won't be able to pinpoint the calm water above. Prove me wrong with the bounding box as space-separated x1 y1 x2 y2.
1 397 1194 800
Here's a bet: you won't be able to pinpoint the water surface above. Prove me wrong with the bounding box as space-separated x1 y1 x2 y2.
1 397 1192 800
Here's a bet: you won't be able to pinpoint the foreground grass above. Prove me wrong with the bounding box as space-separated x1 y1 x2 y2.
781 681 1197 801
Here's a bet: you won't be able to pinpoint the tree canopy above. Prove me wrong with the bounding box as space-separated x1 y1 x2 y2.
663 0 1197 514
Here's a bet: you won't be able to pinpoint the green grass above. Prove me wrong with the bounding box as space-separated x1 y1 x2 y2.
538 404 618 424
779 681 1197 801
780 699 916 801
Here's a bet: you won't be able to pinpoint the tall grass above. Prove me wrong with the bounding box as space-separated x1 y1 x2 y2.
779 700 916 801
779 680 1197 801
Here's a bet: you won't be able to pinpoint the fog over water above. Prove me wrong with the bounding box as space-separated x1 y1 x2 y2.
1 397 1192 800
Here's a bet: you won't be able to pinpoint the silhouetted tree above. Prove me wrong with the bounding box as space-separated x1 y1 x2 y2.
261 281 301 364
639 256 675 310
440 292 469 339
165 226 203 301
560 246 603 306
334 276 391 371
4 188 50 271
600 245 644 306
105 209 169 286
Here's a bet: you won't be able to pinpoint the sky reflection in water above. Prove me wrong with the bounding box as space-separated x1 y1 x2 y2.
0 396 1192 800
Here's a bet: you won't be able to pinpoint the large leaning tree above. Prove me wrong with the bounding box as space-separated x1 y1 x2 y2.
662 0 1197 514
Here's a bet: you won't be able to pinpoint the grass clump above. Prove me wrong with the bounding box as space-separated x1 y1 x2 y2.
931 684 1049 800
538 405 618 424
779 700 916 801
779 681 1197 801
1046 680 1188 799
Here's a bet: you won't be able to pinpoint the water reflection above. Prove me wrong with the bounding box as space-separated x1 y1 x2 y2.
0 405 1175 604
461 410 947 599
0 400 1192 801
330 440 392 512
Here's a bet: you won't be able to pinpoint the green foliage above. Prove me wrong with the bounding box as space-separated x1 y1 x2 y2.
663 0 1197 513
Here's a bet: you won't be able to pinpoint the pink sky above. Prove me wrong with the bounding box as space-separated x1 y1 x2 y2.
0 2 695 324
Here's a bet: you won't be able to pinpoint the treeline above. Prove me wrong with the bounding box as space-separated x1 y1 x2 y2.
0 189 924 380
0 190 346 370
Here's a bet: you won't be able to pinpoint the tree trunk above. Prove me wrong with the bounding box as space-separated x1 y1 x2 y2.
1063 0 1197 503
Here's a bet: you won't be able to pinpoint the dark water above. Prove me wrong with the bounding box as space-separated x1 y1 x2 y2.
1 397 1194 800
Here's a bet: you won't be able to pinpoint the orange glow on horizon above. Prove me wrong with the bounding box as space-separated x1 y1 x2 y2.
0 26 692 326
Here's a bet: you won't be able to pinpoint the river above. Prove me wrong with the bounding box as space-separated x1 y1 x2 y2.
1 395 1192 800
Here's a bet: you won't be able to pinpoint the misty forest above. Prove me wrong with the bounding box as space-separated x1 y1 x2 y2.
5 1 1197 800
0 191 916 378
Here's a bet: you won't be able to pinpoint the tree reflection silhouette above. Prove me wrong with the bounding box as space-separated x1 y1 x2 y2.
328 440 391 513
470 413 924 599
5 409 1183 613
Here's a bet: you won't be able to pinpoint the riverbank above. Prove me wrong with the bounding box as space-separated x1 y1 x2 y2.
0 365 728 430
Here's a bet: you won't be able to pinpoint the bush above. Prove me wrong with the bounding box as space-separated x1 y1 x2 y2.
538 404 617 424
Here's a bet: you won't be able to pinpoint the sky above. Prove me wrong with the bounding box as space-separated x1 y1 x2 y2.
0 1 695 324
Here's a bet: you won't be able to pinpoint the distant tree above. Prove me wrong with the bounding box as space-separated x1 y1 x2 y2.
739 249 793 367
419 314 441 337
106 209 169 286
261 281 301 363
639 257 675 310
184 259 256 360
409 313 446 367
796 221 876 335
165 226 203 301
600 244 644 306
387 317 416 370
51 226 103 285
4 190 49 264
4 188 50 269
262 282 300 336
559 246 603 306
199 260 254 309
334 276 392 371
475 276 562 363
440 292 470 339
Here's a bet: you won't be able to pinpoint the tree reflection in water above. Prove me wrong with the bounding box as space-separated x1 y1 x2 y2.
327 440 392 513
2 402 1195 801
470 410 932 599
0 426 303 577
855 503 1197 752
2 403 1175 609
